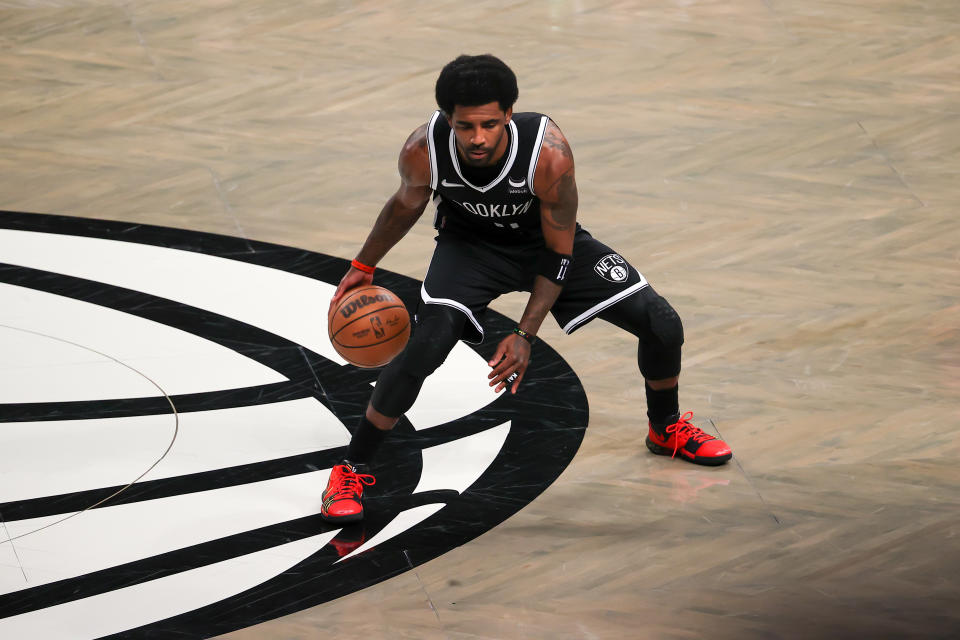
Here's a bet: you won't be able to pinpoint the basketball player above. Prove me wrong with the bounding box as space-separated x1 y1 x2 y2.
320 55 732 523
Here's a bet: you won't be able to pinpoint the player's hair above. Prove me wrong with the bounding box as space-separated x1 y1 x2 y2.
435 54 519 115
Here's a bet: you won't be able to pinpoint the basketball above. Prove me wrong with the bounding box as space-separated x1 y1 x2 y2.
328 285 411 368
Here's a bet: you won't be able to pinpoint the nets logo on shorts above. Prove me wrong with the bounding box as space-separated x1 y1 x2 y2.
594 253 629 283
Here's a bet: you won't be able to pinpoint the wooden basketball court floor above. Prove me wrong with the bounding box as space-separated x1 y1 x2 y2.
1 0 958 638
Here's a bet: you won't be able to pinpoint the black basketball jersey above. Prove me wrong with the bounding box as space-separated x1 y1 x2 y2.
426 110 549 244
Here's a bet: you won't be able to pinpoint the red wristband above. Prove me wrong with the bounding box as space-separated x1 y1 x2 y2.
351 259 376 274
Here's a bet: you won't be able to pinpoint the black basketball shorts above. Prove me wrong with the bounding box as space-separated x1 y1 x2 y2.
420 227 649 344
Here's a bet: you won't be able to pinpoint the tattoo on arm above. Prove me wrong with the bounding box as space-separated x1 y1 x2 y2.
543 169 578 230
537 121 577 231
543 124 572 159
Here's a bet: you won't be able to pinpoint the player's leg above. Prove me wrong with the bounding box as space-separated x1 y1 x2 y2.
597 284 683 421
319 303 466 524
322 233 520 523
552 228 731 465
358 302 467 451
598 288 730 465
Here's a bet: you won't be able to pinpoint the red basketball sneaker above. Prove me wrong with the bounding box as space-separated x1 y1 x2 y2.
321 463 376 523
646 412 732 466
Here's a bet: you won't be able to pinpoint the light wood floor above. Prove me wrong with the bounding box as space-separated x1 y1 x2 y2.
2 0 959 638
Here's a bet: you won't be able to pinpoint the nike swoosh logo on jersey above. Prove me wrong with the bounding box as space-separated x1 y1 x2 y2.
441 179 464 188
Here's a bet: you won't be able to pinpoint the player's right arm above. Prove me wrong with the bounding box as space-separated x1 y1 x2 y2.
329 124 433 309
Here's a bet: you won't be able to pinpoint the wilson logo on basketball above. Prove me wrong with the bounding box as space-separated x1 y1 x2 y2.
339 293 395 318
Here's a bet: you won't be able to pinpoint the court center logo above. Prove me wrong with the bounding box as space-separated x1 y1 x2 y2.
594 253 630 282
0 211 588 640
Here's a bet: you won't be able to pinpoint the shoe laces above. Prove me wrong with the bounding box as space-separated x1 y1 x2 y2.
664 411 714 458
331 465 376 500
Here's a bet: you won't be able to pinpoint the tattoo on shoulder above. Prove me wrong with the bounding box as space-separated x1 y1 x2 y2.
543 122 572 159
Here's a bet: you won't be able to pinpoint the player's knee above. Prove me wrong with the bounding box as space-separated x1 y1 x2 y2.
369 304 465 417
370 366 424 417
402 304 464 377
637 293 683 380
647 294 684 349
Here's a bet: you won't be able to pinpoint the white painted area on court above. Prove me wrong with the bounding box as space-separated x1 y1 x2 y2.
0 283 285 402
0 535 25 594
406 344 500 430
0 531 337 639
0 228 345 364
0 324 161 403
414 422 511 494
0 398 348 505
141 398 350 480
0 228 500 423
0 412 175 505
2 469 333 595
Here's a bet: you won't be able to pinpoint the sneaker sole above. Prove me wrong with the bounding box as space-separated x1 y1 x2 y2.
645 437 732 466
320 511 364 524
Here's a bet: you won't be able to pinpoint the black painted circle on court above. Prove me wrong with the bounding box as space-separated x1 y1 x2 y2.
0 211 589 639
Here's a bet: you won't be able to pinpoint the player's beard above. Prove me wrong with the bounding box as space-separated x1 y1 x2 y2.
458 128 506 167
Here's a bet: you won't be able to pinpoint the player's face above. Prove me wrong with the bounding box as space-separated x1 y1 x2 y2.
448 102 513 167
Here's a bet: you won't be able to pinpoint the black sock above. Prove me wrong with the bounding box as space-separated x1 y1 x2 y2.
645 382 679 428
345 416 388 465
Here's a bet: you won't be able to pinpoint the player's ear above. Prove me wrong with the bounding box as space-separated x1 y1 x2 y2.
504 107 513 123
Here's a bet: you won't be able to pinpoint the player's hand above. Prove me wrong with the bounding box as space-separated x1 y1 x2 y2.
487 333 531 394
328 267 374 313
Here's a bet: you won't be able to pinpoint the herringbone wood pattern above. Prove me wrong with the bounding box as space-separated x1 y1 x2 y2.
1 1 958 638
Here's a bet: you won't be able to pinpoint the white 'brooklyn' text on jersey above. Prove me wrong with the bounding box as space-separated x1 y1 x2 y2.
427 110 549 244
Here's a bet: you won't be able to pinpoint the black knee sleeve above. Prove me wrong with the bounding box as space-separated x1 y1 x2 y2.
647 293 684 349
370 304 465 417
370 366 425 419
639 294 683 379
591 286 685 379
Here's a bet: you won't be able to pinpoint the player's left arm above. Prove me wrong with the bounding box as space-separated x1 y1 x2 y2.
488 120 577 393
